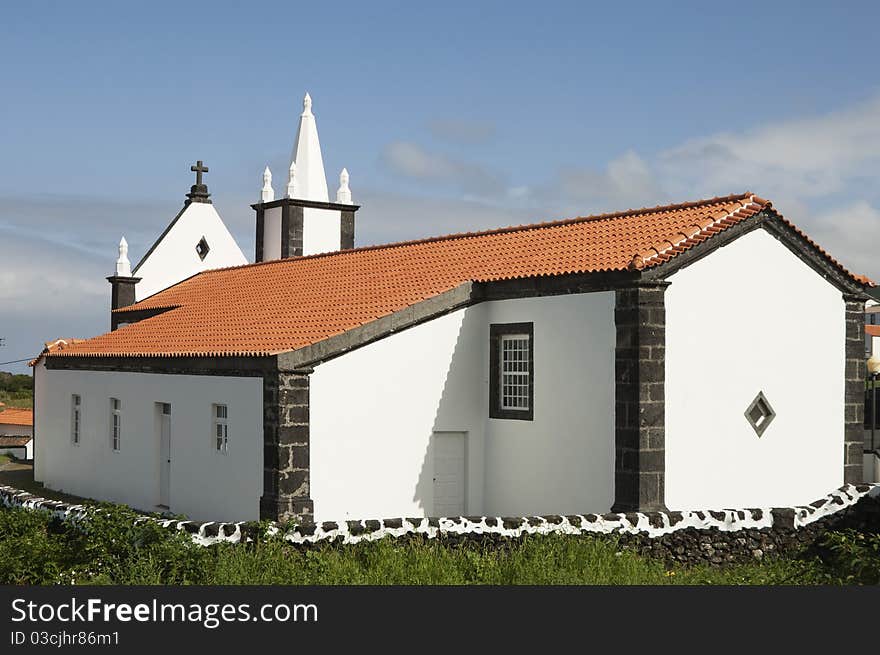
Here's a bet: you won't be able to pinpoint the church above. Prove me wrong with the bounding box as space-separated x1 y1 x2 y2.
31 94 873 524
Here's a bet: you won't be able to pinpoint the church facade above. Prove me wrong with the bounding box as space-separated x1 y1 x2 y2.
31 95 872 523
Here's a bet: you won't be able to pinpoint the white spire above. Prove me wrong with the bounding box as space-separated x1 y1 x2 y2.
261 166 275 202
115 237 131 277
288 91 329 202
286 161 297 198
336 168 352 204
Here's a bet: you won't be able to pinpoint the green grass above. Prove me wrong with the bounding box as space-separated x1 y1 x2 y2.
0 454 11 466
1 503 876 585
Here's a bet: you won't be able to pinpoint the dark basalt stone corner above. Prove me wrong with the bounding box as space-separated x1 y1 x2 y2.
320 521 339 532
346 521 365 535
771 507 796 529
647 513 665 529
364 520 381 532
202 522 220 538
666 511 684 526
297 524 317 537
383 518 403 529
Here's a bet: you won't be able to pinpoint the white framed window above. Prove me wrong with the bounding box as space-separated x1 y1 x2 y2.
110 397 121 451
490 322 534 420
213 404 228 453
500 334 531 411
71 394 81 445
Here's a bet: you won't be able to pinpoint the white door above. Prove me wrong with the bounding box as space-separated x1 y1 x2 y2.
158 403 171 507
433 432 466 516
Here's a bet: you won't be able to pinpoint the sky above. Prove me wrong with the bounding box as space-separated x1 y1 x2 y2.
1 1 880 373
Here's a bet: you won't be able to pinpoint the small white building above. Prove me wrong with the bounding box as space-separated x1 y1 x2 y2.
32 95 874 523
0 407 33 460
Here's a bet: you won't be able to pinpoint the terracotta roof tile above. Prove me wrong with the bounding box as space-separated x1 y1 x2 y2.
0 436 31 447
0 408 33 427
46 192 871 359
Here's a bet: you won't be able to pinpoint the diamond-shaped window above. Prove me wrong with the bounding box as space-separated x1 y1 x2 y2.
195 236 210 261
744 391 776 437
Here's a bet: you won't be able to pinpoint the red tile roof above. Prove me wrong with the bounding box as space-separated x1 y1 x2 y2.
0 408 33 427
45 192 870 359
0 436 31 447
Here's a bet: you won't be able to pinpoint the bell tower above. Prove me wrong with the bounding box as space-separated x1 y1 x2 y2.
253 93 359 261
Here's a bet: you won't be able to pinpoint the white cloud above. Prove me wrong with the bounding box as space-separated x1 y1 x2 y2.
381 141 505 196
427 119 496 145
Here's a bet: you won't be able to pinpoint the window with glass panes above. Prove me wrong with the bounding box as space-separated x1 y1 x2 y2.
110 398 121 451
213 404 228 453
489 322 534 420
71 395 81 445
500 334 531 410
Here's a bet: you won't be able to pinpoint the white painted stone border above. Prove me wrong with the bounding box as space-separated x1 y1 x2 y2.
2 483 877 548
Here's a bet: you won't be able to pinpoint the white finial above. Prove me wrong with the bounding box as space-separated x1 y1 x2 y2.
261 166 275 202
336 167 352 204
286 161 297 198
302 92 312 115
115 237 131 277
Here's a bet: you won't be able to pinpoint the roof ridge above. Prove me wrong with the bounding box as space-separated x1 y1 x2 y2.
194 191 757 277
629 194 769 270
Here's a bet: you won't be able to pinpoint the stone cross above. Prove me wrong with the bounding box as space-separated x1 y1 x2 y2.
191 160 209 186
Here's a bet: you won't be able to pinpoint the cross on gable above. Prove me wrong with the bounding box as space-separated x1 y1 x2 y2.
191 160 209 186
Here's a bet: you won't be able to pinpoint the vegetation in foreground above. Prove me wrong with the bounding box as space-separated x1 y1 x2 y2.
0 504 878 585
0 372 32 409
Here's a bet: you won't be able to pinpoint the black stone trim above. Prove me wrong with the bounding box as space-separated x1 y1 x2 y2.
252 198 361 212
106 275 141 331
280 203 304 259
255 206 265 262
612 281 669 513
642 209 869 297
341 210 355 250
44 355 278 376
844 294 866 484
489 322 534 421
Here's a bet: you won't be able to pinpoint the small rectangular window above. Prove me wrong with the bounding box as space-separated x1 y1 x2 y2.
71 394 81 445
213 404 228 453
110 398 121 451
489 322 534 420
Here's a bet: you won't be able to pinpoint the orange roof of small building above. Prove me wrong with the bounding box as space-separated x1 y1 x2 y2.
45 192 871 359
0 408 33 427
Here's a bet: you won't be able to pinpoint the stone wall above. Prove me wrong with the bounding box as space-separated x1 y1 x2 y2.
1 483 877 565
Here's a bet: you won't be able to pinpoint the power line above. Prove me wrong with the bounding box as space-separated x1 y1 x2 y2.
0 358 33 366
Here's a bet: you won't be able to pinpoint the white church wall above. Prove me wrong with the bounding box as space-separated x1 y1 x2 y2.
36 368 262 522
302 207 342 256
309 291 616 522
665 227 845 509
482 293 616 516
310 308 485 522
263 206 282 261
133 202 248 300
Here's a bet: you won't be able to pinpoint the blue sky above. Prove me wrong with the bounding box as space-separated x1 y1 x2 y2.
2 1 880 372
